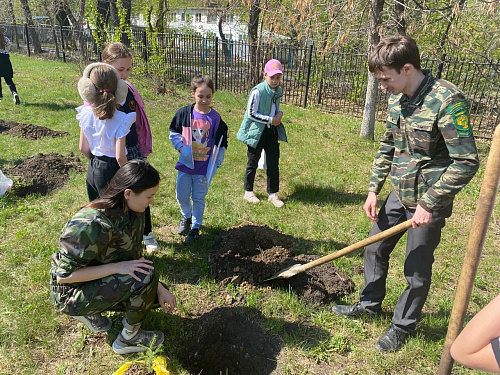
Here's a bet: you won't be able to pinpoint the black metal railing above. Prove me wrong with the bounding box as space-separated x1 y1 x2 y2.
2 23 498 139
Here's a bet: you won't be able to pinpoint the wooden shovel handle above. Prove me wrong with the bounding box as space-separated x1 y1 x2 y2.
303 219 413 272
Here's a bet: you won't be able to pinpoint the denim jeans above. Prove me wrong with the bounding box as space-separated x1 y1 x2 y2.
176 171 209 229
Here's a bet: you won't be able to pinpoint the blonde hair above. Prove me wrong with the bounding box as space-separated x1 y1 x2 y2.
89 65 119 120
102 42 132 64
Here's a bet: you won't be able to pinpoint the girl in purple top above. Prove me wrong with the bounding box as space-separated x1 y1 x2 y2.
169 75 228 244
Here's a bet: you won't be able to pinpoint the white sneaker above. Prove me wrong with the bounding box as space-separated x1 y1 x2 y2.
13 93 20 105
143 232 159 253
268 194 284 208
243 191 260 203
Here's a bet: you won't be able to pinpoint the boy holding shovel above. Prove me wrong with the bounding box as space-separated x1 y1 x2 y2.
333 35 479 352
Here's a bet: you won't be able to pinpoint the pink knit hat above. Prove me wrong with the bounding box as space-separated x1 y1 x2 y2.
264 59 283 76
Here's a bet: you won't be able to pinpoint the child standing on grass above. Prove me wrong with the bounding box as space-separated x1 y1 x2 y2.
50 160 177 355
0 27 20 104
101 42 159 253
77 62 135 203
169 75 228 244
237 59 287 208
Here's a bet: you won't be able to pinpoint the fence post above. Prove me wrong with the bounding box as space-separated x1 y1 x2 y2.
215 37 219 92
142 31 148 62
24 24 30 57
303 44 313 108
59 26 66 63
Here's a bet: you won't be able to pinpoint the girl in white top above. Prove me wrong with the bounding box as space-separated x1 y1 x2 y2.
77 63 136 201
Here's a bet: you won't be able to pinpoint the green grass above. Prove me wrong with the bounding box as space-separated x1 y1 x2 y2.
0 53 498 374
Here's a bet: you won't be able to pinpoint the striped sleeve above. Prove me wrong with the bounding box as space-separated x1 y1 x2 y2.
247 90 272 124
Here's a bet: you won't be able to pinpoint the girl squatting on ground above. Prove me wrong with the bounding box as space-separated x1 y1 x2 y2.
50 160 177 354
77 62 135 202
0 27 20 104
237 59 287 208
101 42 159 253
169 75 228 244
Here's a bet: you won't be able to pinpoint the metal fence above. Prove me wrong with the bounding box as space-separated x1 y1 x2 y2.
3 23 499 139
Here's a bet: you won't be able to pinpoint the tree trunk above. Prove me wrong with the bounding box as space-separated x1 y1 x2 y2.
360 0 384 139
42 0 60 57
218 6 230 64
77 0 87 59
119 0 132 45
248 0 261 86
7 0 19 48
395 0 406 35
436 0 466 79
19 0 42 53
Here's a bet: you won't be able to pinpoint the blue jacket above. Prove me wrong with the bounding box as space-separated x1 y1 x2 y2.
237 81 287 148
169 104 228 170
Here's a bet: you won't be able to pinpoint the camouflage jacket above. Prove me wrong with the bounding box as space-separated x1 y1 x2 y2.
369 72 479 211
50 207 145 282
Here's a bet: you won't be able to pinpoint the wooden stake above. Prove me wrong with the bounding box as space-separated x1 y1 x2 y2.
438 124 500 374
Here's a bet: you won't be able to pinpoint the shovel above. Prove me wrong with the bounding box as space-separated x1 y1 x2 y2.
265 219 413 281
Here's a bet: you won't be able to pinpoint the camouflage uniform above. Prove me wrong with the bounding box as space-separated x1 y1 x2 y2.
50 207 159 325
360 71 479 332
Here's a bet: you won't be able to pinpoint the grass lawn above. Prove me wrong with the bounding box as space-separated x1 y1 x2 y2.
0 54 498 375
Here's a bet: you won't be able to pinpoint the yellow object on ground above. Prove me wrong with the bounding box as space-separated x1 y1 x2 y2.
113 357 169 375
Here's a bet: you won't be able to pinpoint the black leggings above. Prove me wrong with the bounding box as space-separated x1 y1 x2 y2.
0 76 18 97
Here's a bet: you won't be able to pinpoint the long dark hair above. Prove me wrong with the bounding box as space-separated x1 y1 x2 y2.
88 160 160 210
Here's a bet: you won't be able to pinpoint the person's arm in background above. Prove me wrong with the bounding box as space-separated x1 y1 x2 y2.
116 137 127 167
79 129 91 159
451 293 500 373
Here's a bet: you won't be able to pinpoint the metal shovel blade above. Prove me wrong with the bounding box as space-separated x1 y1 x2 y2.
264 263 306 282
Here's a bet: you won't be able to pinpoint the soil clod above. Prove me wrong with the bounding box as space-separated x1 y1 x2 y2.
0 119 68 139
210 224 355 305
5 153 84 197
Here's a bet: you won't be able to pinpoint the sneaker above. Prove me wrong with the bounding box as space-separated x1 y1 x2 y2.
268 194 284 208
13 93 20 105
143 232 159 253
332 302 380 318
184 228 199 244
72 314 112 332
243 191 260 203
0 97 2 102
375 325 409 352
112 329 164 355
177 216 192 235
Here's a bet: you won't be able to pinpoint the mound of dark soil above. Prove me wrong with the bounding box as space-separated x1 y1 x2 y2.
0 119 68 139
210 224 355 305
177 307 281 375
5 153 84 197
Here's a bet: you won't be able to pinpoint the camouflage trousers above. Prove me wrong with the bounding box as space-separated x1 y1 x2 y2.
50 266 159 325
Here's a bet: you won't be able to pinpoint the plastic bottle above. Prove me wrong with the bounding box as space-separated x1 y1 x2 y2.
0 170 13 196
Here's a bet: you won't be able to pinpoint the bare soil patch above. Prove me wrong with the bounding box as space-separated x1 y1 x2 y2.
0 119 68 139
169 224 355 375
5 153 84 197
210 224 355 305
176 307 282 375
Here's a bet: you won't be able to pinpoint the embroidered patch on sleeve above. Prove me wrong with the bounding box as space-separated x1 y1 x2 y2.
447 100 472 137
